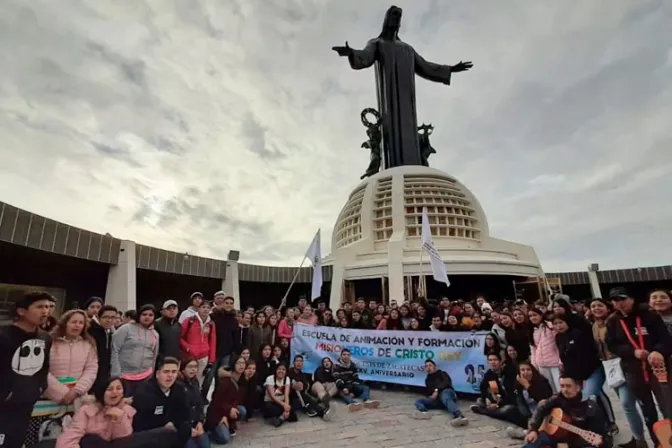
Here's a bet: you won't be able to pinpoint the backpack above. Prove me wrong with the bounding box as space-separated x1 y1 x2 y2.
186 316 212 334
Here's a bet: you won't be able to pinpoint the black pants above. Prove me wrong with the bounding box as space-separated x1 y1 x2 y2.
291 391 327 417
471 403 528 428
263 402 298 422
0 403 34 448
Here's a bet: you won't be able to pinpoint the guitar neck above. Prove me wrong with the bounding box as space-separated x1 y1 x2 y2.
554 419 598 442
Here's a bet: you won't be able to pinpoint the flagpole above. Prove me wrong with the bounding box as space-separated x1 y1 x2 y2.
417 241 425 299
281 255 308 305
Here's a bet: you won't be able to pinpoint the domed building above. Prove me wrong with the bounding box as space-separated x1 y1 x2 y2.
324 165 543 307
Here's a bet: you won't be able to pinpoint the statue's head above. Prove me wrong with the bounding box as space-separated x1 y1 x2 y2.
380 6 402 38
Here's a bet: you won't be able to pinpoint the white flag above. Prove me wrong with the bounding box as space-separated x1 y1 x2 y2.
306 229 323 299
421 207 450 286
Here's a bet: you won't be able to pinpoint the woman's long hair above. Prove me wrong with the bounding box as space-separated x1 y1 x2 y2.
51 309 96 351
93 376 124 406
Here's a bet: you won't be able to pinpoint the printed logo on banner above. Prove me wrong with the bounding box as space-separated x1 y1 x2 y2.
290 323 487 393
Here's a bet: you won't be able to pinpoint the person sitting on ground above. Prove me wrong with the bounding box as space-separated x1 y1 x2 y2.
239 360 258 417
288 355 332 420
206 357 248 444
470 353 527 428
55 377 136 448
263 363 298 427
413 360 469 426
132 357 192 448
505 360 554 440
332 349 380 412
178 358 210 448
311 357 339 406
524 375 608 448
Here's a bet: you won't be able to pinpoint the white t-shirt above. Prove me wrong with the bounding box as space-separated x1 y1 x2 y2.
264 375 290 402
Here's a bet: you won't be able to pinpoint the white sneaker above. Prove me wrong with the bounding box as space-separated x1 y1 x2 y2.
322 407 333 421
506 426 526 439
348 402 363 412
412 410 432 420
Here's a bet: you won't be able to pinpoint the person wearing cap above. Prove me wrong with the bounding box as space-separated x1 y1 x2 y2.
0 292 54 448
606 286 672 445
178 292 204 324
155 300 182 361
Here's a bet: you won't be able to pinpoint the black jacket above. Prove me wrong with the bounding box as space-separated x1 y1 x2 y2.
528 394 606 448
425 369 453 395
313 361 335 384
89 319 113 395
515 373 553 415
556 327 601 381
234 326 250 355
606 306 672 374
288 367 313 392
132 378 192 445
154 317 182 360
179 377 205 427
256 357 279 387
210 308 238 357
0 325 52 409
479 368 516 406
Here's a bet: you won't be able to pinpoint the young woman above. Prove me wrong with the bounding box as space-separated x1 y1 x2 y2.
83 297 104 321
409 318 421 331
399 305 412 330
249 312 271 357
461 303 476 328
379 309 402 330
55 377 135 448
263 364 298 427
528 307 562 393
110 304 159 397
338 316 350 329
266 314 279 347
649 288 672 334
500 312 530 361
180 359 210 448
255 345 278 410
311 357 338 404
503 345 520 381
505 361 553 440
206 358 248 444
46 310 99 404
445 315 464 332
483 333 503 358
591 298 645 448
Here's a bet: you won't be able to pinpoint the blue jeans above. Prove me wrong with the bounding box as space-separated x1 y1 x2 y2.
414 389 462 417
208 406 247 445
583 367 615 424
523 431 557 448
615 383 645 439
341 384 370 404
186 433 211 448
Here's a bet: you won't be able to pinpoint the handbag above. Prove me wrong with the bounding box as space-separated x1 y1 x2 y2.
603 357 626 388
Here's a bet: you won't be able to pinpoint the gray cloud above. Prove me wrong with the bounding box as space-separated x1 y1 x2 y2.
0 0 670 271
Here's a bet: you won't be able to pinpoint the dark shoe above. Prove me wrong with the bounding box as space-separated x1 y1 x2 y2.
270 417 284 427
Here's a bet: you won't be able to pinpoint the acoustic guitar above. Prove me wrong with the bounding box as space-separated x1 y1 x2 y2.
487 380 501 405
540 408 603 446
651 359 671 448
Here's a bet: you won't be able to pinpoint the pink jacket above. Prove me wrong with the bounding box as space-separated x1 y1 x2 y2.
531 322 562 368
46 338 99 401
278 319 294 339
55 403 135 448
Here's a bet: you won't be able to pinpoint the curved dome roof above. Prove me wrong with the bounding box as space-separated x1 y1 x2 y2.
332 166 490 251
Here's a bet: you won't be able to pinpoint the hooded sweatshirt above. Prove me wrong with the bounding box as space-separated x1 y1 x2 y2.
332 358 360 389
110 321 159 378
89 319 113 395
0 325 52 409
313 358 335 384
205 367 244 430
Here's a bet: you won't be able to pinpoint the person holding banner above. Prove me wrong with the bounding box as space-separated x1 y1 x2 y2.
413 360 469 427
333 349 380 412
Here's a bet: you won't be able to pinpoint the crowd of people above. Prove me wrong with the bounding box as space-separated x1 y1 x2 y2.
0 286 670 448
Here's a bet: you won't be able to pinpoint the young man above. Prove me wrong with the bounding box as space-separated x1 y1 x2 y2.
333 348 380 412
178 292 204 324
39 294 58 332
288 355 332 420
413 360 468 426
0 292 53 448
89 304 118 396
525 375 606 448
429 315 443 332
155 299 182 361
180 301 216 385
470 353 526 427
204 294 238 400
133 357 192 448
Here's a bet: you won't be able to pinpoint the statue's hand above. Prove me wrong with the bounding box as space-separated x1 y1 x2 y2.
332 41 352 57
452 61 473 73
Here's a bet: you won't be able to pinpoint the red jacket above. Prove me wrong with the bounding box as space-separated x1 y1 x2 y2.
180 315 216 363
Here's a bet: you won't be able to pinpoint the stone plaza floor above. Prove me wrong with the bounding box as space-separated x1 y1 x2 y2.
225 388 639 448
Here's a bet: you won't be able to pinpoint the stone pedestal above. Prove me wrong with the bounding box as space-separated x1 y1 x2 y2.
105 240 137 311
223 260 240 310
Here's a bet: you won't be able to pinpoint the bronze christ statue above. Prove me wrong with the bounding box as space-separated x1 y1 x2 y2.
333 5 472 168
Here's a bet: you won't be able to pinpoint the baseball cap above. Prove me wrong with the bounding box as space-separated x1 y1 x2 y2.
190 292 204 300
162 299 178 310
609 287 630 300
213 291 228 299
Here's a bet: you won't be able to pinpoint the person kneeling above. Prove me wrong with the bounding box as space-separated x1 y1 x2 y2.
333 349 380 412
263 364 298 427
413 360 468 426
524 375 608 448
288 355 332 421
205 357 248 444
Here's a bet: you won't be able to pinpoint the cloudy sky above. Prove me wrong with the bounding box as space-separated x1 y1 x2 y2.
1 0 670 272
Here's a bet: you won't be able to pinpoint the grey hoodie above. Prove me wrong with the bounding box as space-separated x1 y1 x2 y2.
110 321 159 377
